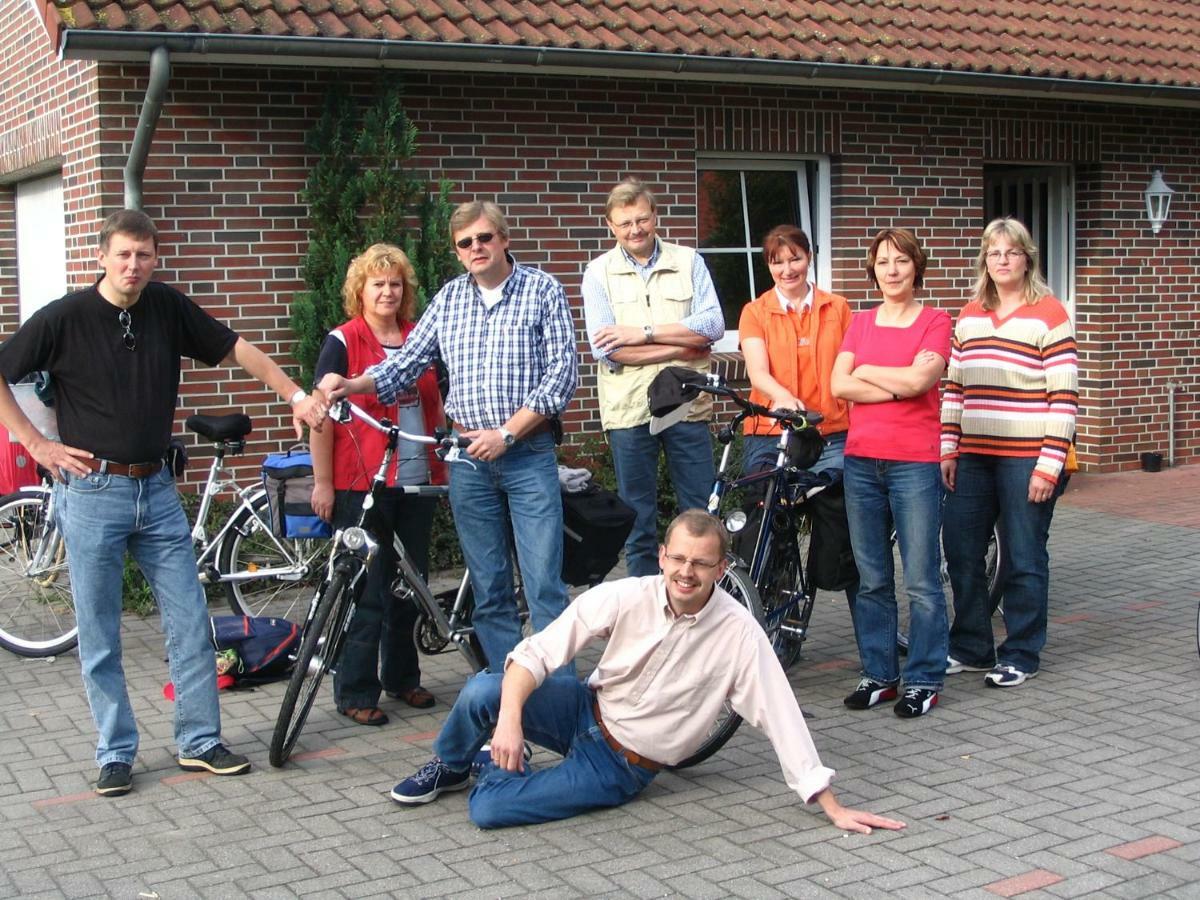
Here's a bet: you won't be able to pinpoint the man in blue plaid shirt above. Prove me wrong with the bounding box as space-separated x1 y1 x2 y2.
319 201 578 670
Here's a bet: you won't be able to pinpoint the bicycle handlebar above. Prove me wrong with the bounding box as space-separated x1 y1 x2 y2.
689 375 825 430
330 399 473 451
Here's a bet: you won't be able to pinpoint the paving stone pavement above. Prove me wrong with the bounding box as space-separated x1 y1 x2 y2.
1 467 1198 898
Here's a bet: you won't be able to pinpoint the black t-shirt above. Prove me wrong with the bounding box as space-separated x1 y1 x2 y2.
0 281 238 463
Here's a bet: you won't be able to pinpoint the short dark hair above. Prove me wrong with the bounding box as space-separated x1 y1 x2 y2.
99 210 159 252
663 510 730 558
865 227 927 290
762 225 812 264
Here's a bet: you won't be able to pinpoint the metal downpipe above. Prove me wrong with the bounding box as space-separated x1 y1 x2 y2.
123 45 170 211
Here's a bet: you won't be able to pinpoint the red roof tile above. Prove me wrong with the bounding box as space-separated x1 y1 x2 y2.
44 0 1200 89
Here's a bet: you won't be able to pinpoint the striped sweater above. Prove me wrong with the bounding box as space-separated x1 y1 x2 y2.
940 296 1078 483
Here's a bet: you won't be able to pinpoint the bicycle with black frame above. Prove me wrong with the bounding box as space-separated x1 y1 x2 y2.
268 399 476 767
664 373 831 769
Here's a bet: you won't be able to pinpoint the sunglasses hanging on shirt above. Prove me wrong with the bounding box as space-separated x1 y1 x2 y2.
118 309 136 351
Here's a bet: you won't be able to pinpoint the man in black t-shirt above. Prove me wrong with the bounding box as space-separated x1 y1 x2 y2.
0 210 328 797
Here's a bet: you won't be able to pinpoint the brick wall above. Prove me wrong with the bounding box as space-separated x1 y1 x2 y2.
2 0 1197 479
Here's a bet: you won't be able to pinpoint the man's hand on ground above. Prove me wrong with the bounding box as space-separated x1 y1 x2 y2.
825 806 907 834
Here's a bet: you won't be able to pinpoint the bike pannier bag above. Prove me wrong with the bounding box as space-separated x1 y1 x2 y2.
561 485 636 587
209 615 300 682
261 448 333 539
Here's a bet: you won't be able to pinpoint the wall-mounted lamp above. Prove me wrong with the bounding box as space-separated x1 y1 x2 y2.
1144 169 1176 235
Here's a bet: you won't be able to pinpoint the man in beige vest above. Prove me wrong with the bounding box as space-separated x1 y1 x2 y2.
582 179 725 576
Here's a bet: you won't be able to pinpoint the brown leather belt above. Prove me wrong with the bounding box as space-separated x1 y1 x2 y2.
592 697 664 772
451 420 552 439
83 457 164 479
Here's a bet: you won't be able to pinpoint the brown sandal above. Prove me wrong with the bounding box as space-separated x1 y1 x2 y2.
389 687 436 709
340 706 389 726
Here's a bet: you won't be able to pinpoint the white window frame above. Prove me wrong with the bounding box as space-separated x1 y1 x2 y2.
16 172 68 322
697 156 832 351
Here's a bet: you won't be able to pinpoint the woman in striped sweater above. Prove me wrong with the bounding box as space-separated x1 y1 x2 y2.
941 218 1078 688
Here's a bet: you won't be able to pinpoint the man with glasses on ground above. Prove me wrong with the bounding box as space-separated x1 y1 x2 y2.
387 510 906 834
319 200 578 673
0 209 328 796
583 179 724 577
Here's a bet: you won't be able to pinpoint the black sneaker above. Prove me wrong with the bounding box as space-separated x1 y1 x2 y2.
178 743 251 776
95 762 133 796
843 678 899 710
894 687 939 718
390 757 470 804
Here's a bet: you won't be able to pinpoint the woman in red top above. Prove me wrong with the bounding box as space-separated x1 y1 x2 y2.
311 244 447 725
832 228 951 719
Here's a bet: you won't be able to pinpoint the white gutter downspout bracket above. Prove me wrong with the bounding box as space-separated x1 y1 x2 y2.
124 45 171 211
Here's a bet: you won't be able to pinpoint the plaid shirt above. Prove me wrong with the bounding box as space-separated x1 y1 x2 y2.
368 255 578 430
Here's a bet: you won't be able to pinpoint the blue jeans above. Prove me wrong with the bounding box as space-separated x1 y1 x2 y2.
843 457 947 690
742 430 848 478
944 454 1063 673
607 421 715 577
331 489 434 710
433 672 657 828
54 467 222 767
449 431 569 671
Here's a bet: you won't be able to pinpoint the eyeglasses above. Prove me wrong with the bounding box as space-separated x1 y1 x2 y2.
986 249 1025 262
118 309 135 351
662 553 721 573
610 215 654 233
455 232 495 250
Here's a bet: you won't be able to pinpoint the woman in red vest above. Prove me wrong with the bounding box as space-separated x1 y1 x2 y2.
311 244 447 725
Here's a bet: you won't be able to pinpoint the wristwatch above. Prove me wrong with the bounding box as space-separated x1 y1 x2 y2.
289 389 308 406
643 324 654 343
498 427 516 448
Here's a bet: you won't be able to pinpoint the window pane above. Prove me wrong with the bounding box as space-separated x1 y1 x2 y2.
698 170 745 249
702 251 752 331
744 171 800 247
750 252 772 300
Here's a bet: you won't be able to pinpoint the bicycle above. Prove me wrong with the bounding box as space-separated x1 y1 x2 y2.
0 412 327 657
666 375 826 769
269 399 476 767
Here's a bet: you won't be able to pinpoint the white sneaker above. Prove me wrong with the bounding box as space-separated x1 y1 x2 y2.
946 656 990 675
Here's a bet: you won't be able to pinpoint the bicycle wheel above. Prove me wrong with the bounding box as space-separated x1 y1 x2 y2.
669 564 763 771
219 492 327 620
758 531 813 671
269 569 357 767
0 491 78 657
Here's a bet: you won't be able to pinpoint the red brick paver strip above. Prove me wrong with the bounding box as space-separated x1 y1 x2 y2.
31 790 97 808
291 746 347 761
402 728 441 743
1106 835 1183 860
984 869 1064 896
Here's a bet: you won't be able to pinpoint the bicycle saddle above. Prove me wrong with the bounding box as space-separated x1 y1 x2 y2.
185 413 253 442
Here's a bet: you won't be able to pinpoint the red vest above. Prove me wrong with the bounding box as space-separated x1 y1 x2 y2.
330 316 447 490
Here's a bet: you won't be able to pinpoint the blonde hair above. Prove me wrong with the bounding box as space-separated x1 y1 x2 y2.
973 217 1051 310
342 243 419 322
449 201 508 241
605 178 657 219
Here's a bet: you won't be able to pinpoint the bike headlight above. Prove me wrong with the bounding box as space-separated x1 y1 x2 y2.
342 527 370 552
724 510 747 533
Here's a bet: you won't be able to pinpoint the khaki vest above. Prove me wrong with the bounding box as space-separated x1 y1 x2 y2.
593 241 713 430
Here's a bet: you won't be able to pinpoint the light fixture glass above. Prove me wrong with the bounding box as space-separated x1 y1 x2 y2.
1144 169 1176 234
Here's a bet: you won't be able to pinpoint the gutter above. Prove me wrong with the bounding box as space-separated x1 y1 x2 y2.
123 44 170 210
58 32 1200 109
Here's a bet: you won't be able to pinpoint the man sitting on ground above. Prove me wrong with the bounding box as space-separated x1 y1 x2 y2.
389 510 906 833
